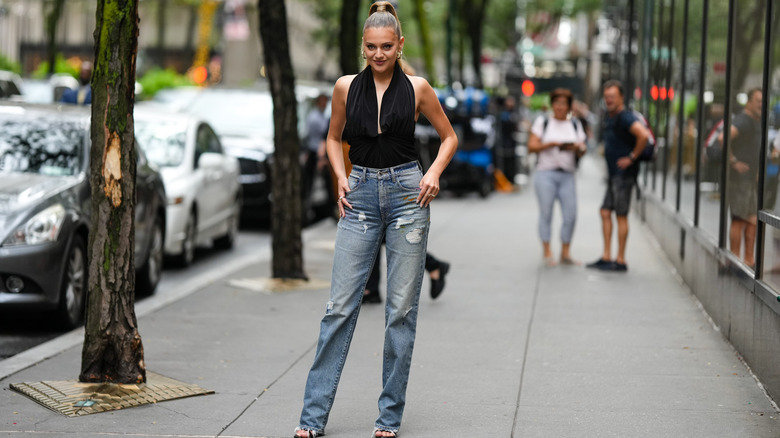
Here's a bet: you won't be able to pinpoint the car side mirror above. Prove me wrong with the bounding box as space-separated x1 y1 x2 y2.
197 152 222 169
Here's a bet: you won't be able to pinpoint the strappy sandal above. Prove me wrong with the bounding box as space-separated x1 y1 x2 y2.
294 426 320 437
372 427 398 437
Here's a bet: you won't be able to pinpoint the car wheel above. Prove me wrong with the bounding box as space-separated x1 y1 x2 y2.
173 210 197 267
215 198 241 250
57 235 87 329
136 214 164 295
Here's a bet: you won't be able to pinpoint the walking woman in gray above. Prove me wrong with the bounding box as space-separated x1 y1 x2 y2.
527 88 587 266
294 2 457 437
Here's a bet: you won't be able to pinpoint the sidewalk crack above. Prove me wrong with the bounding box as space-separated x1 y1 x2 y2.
215 342 317 437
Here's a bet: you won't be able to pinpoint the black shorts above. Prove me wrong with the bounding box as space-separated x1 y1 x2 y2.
601 175 635 216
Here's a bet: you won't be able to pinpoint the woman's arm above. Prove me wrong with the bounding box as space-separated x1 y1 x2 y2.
326 75 353 217
415 79 457 207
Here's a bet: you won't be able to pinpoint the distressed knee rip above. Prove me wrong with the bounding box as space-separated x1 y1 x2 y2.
404 228 424 244
325 300 334 315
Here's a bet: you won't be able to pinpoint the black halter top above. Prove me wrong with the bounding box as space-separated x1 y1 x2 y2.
343 62 417 168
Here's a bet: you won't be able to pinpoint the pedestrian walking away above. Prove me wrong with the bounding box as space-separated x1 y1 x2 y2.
586 80 651 272
527 88 587 267
294 2 458 437
363 249 451 303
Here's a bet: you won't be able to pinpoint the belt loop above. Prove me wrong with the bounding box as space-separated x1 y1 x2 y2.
390 166 397 183
362 166 367 182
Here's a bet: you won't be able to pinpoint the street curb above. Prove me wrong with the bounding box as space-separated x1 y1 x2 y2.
0 219 334 381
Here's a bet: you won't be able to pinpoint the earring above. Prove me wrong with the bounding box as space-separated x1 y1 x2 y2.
397 51 402 59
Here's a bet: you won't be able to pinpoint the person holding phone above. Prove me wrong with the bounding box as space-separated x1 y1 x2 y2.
527 88 587 266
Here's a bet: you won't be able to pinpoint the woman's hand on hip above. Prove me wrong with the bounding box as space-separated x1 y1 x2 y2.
336 176 352 217
417 172 440 208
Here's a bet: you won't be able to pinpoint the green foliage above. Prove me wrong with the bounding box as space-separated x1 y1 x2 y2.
0 53 21 74
32 54 79 79
528 93 550 111
483 0 518 51
137 68 193 99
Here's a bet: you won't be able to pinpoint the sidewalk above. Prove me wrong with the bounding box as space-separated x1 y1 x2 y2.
1 155 777 438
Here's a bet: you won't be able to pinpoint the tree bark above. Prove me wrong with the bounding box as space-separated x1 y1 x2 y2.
731 1 765 94
413 0 436 81
45 0 65 76
156 0 168 66
465 0 488 89
258 0 306 280
340 0 361 75
80 0 145 385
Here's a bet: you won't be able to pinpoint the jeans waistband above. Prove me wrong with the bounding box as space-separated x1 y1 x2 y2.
351 161 421 179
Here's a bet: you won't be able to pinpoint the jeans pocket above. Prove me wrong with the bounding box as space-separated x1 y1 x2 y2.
348 174 364 192
396 170 422 192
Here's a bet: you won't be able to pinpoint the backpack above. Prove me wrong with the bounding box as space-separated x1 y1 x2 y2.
703 119 725 162
630 110 657 161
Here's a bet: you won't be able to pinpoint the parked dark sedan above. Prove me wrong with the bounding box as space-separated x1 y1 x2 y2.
0 103 167 328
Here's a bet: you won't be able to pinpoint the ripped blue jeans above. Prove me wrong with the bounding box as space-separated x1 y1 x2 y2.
298 161 430 435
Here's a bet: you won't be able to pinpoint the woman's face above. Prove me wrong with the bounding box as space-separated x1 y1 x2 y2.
363 27 403 74
551 97 570 119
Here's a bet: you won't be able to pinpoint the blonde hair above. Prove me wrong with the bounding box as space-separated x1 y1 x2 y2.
364 1 402 40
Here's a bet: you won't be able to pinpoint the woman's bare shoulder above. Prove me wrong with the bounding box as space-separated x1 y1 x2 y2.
334 74 358 91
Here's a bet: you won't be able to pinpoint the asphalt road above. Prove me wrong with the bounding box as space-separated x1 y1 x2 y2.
0 225 275 360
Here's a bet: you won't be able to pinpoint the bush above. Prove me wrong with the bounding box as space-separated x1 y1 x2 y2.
32 54 79 79
0 53 21 74
137 68 194 99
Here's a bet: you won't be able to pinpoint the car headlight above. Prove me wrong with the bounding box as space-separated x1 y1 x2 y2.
3 204 66 246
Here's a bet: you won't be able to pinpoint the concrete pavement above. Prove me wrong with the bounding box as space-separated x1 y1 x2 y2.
1 155 777 437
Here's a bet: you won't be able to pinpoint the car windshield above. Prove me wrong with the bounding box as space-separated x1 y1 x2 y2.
135 119 188 167
187 91 273 139
0 117 84 176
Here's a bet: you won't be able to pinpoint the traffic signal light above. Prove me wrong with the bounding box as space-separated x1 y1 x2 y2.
521 79 535 97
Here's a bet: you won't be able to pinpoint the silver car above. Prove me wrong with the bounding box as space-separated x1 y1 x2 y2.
134 107 241 267
0 103 167 328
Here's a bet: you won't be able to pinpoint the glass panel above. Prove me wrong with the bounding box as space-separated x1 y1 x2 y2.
697 0 729 242
664 0 686 210
649 0 669 196
761 224 780 288
680 0 702 221
724 0 766 269
763 3 780 217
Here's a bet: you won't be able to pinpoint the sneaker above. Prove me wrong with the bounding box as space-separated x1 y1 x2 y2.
612 262 628 272
586 258 612 269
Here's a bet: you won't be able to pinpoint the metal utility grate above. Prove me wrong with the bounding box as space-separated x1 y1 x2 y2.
9 371 214 417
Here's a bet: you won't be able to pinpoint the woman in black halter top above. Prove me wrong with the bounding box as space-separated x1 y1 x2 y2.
295 3 457 438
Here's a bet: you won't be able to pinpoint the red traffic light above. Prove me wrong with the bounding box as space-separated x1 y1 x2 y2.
521 80 535 97
650 85 659 101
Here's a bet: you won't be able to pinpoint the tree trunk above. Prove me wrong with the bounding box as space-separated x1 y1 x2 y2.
156 0 168 66
730 2 764 95
465 0 488 89
413 0 436 81
340 0 361 75
45 0 65 76
80 0 144 385
258 0 306 280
